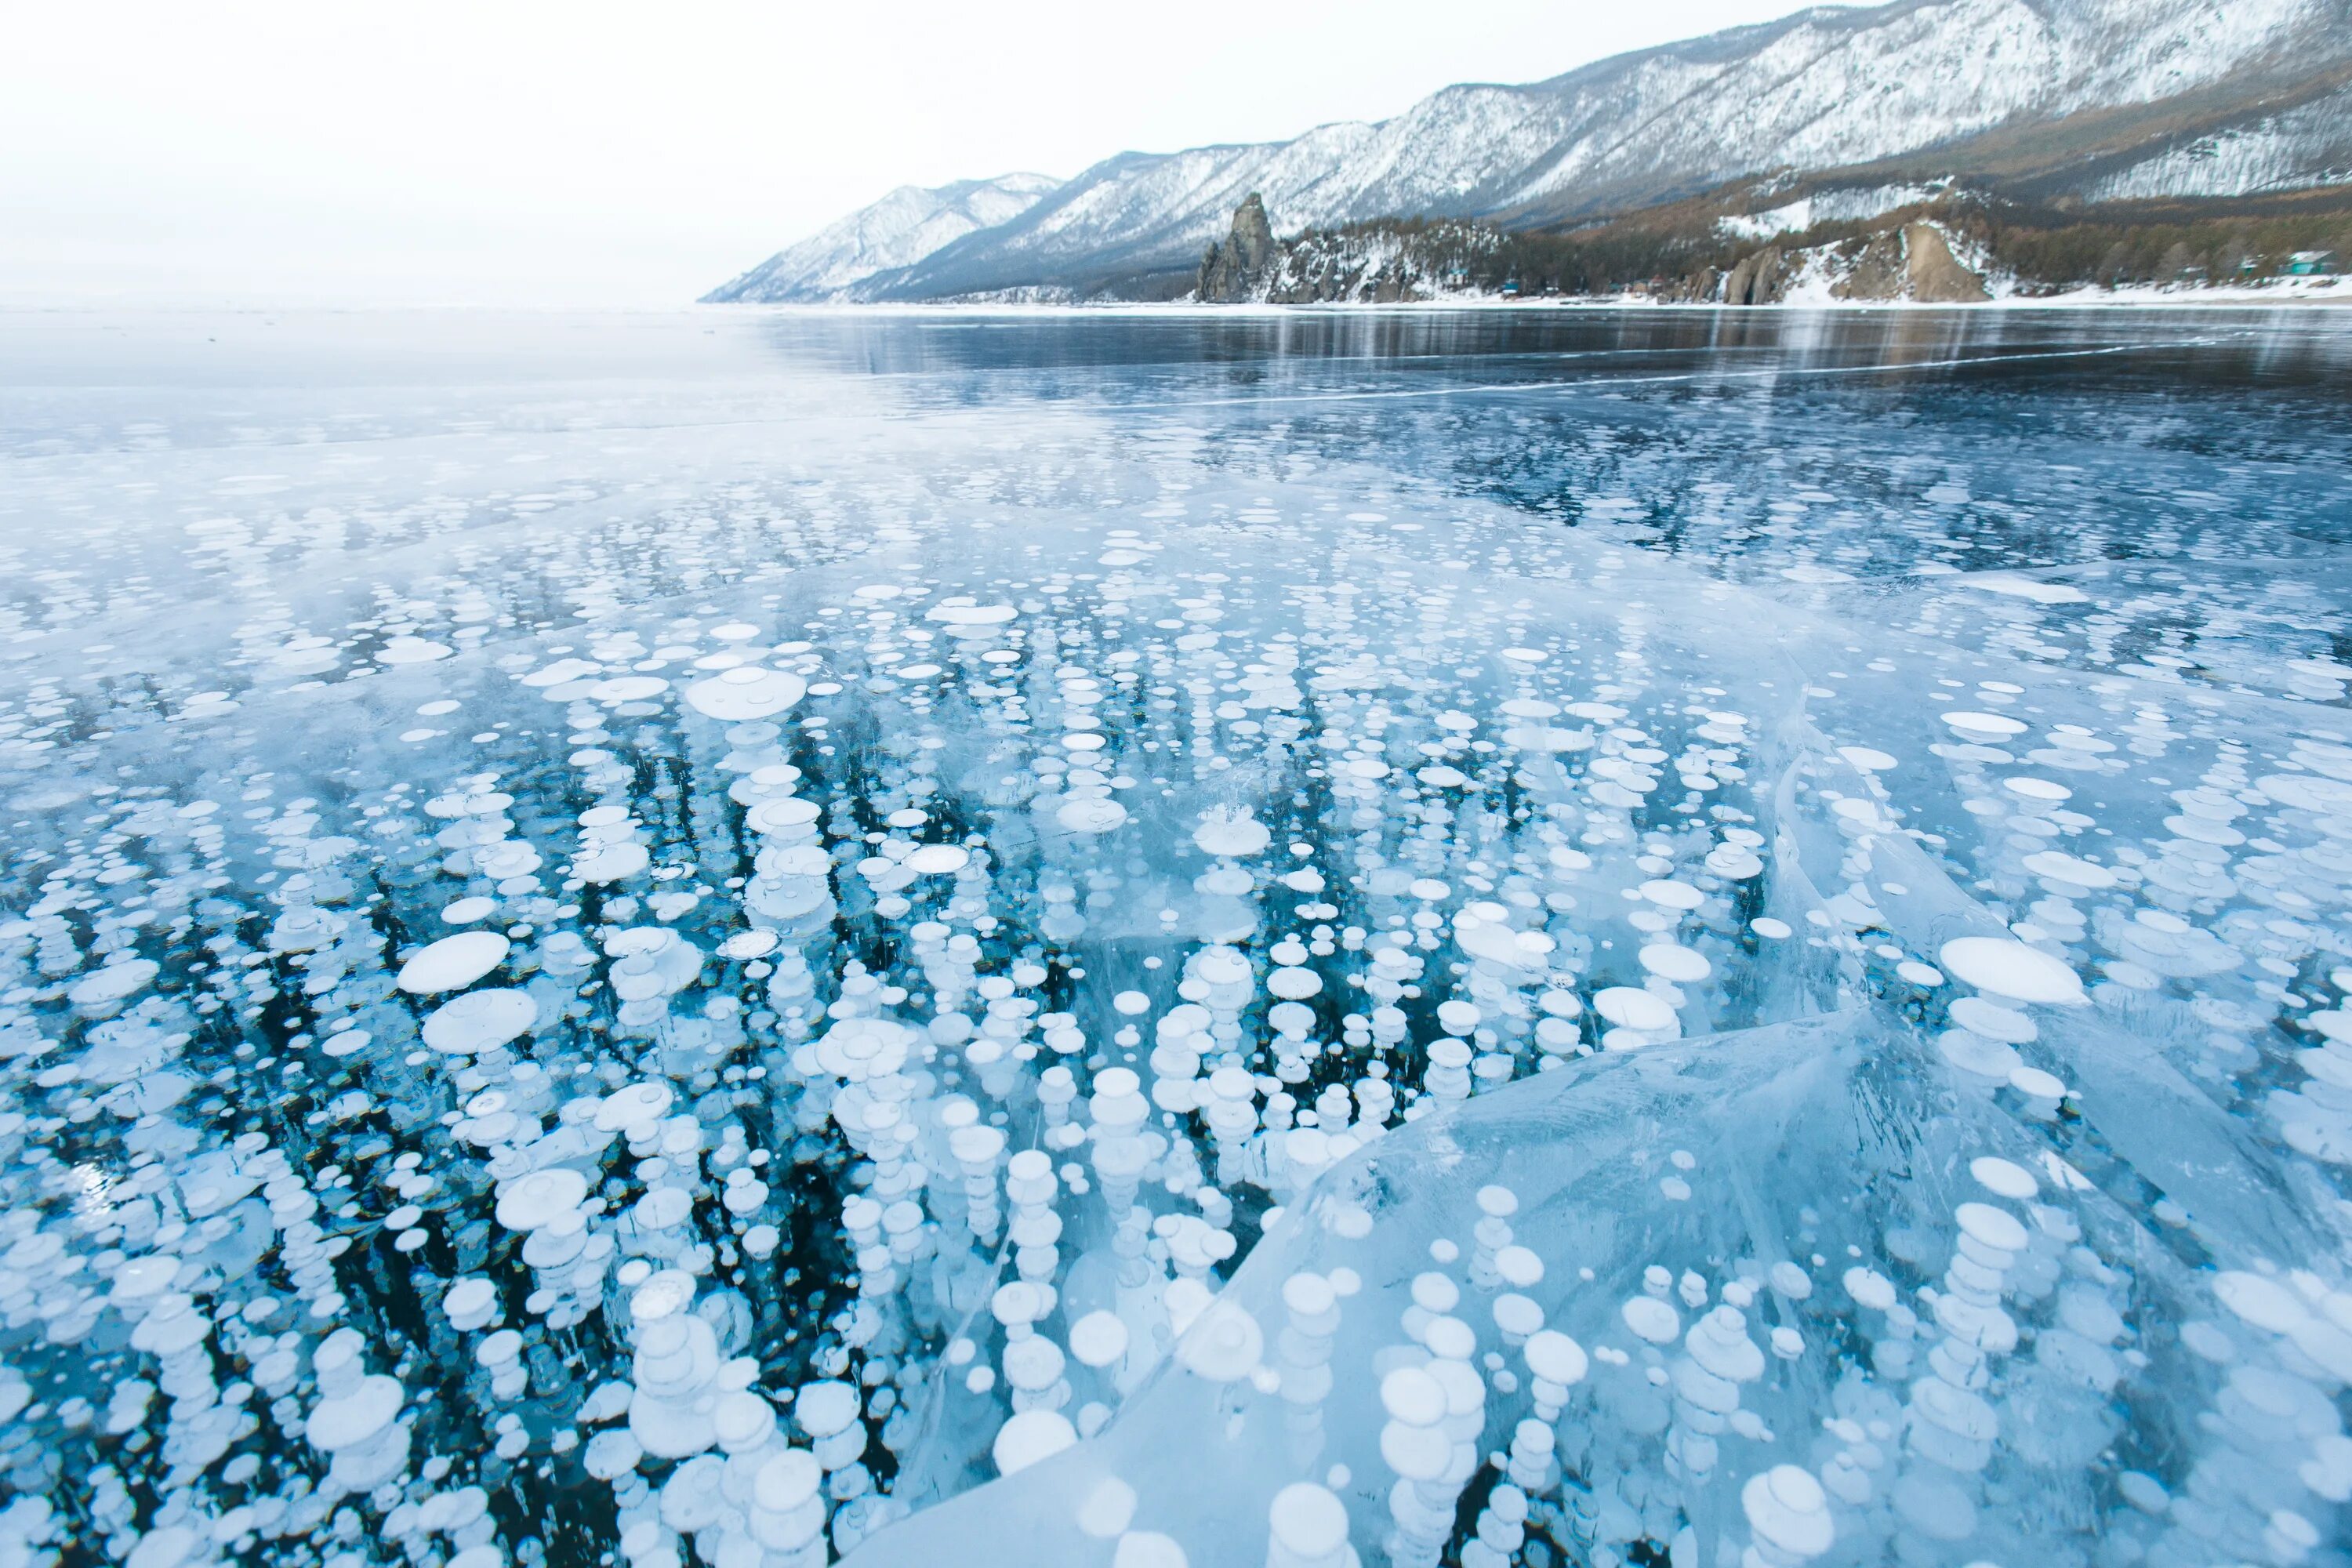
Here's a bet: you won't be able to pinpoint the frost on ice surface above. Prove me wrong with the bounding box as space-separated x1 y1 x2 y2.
2 310 2352 1568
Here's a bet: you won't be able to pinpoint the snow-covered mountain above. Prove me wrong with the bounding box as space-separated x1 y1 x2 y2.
702 173 1060 303
712 0 2352 303
2079 78 2352 202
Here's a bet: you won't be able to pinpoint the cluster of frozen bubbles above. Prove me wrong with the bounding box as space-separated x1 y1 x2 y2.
5 447 2352 1568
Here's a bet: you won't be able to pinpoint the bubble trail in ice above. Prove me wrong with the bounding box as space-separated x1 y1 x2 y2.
1 308 2350 1568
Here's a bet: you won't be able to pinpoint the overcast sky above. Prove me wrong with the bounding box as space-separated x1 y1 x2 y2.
2 1 1818 308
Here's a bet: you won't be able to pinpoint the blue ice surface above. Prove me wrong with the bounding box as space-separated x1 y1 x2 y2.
2 306 2351 1568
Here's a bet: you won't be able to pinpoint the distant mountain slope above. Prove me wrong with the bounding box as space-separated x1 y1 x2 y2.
2079 76 2352 201
1740 55 2352 205
702 173 1060 303
1495 0 2345 220
710 0 2352 303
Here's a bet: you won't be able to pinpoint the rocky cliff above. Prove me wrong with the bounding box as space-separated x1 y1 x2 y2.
1193 194 1277 302
1187 202 2017 306
1189 200 1509 303
1712 221 1994 303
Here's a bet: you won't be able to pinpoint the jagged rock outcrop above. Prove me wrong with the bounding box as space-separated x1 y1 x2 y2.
1717 220 1992 303
1900 222 1991 301
1195 194 1278 302
1835 232 1910 299
1255 245 1421 303
1722 245 1792 304
1191 209 1486 303
1827 221 1992 300
1661 266 1722 303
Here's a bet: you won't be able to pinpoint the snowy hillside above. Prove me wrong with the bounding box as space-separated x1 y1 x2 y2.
712 0 2352 303
2082 80 2352 201
1501 0 2345 215
702 173 1061 303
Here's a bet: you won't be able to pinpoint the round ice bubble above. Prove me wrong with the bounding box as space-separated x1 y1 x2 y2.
1954 1201 2030 1254
421 988 537 1054
1950 996 2036 1044
1938 937 2085 1006
1638 944 1711 983
1638 879 1704 911
1485 1292 1537 1338
396 931 510 994
1112 1533 1188 1568
1192 947 1251 987
377 635 452 665
1282 1272 1338 1319
747 797 821 835
992 1408 1076 1476
1194 807 1271 857
1077 1477 1138 1539
125 1527 201 1568
69 960 159 1008
1267 967 1323 1000
719 930 779 960
443 1277 497 1328
630 1269 698 1325
1524 1329 1588 1385
2215 1271 2309 1333
2020 850 2116 889
1069 1311 1131 1368
1621 1297 1680 1344
2010 1065 2067 1100
111 1254 177 1301
306 1374 403 1451
684 667 805 721
494 1168 587 1232
1057 798 1128 834
597 1080 676 1131
1969 1156 2038 1199
1941 711 2027 738
905 844 970 875
1594 988 1675 1033
1175 1298 1264 1381
1495 1246 1543 1288
1742 1465 1834 1558
753 1449 821 1512
1269 1483 1350 1559
928 602 1018 626
1380 1364 1446 1425
795 1381 860 1438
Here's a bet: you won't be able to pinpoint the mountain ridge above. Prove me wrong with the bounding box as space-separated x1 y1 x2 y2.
702 172 1060 304
710 0 2352 304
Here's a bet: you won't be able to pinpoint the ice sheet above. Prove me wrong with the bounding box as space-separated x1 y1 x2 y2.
2 309 2350 1568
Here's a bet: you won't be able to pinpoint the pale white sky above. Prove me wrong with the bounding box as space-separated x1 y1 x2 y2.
2 1 1817 308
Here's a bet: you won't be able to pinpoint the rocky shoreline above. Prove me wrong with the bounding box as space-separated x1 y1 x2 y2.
1186 193 2346 309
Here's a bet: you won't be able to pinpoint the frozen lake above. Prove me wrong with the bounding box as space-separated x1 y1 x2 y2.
5 306 2352 1568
